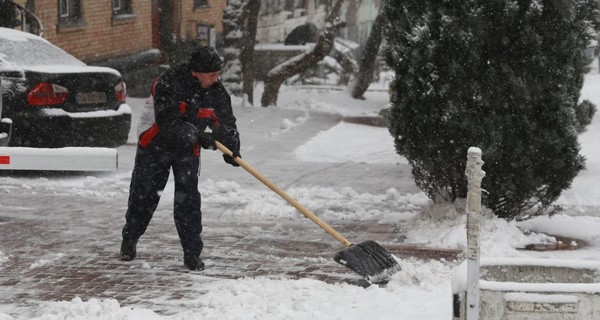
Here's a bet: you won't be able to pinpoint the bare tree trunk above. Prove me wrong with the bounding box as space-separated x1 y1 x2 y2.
241 0 260 106
332 49 358 86
222 0 244 96
351 8 387 99
260 0 345 107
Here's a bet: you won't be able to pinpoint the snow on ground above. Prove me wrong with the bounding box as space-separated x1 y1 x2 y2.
294 121 405 164
2 59 600 319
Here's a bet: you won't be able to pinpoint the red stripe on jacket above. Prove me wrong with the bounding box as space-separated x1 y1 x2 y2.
138 123 159 148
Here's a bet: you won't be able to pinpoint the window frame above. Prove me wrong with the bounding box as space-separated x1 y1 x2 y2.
58 0 81 21
57 0 84 30
193 0 210 9
112 0 133 16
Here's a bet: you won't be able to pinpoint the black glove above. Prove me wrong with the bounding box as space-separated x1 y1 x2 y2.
170 119 198 149
223 149 241 167
198 132 216 150
220 136 240 167
213 126 241 167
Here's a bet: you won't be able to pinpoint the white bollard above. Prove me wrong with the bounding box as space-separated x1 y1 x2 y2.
465 147 485 320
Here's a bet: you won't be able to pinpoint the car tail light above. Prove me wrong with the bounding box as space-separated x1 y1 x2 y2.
115 81 127 102
27 83 68 106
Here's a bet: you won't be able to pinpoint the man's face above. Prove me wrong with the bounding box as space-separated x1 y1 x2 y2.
192 71 220 88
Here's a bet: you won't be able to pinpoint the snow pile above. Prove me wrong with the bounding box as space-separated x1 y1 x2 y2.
405 201 556 256
17 259 454 320
25 298 161 320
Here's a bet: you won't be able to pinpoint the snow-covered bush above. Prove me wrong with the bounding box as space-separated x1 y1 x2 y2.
383 0 600 220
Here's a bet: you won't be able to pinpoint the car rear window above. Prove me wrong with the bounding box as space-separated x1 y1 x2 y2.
0 35 85 68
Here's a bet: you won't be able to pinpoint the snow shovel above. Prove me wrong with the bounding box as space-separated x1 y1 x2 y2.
215 141 401 283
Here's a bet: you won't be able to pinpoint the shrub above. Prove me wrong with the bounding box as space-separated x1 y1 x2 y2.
383 0 600 219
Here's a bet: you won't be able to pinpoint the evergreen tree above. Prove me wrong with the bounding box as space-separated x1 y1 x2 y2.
383 0 600 219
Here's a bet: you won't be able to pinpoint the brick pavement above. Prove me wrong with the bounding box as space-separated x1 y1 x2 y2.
0 95 463 317
0 195 460 317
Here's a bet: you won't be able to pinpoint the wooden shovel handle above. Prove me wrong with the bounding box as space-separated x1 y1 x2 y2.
215 141 353 247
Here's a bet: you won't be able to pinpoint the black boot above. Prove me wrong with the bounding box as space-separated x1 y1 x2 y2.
184 255 205 271
120 240 138 261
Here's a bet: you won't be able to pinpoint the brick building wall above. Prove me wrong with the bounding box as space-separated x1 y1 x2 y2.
29 0 227 64
24 0 226 96
33 1 152 63
180 0 227 41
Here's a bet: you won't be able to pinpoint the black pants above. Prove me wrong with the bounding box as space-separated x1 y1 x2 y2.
122 135 203 257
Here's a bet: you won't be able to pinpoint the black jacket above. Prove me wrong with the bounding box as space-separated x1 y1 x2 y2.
151 63 239 152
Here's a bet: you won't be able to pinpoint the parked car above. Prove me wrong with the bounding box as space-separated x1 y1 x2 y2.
0 27 131 148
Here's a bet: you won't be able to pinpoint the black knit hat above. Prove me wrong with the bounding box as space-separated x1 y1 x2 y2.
189 46 223 73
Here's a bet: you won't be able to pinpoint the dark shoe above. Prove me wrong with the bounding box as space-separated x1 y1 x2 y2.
120 240 137 261
184 255 205 271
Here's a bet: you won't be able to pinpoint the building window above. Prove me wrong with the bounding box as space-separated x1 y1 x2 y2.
112 0 132 15
197 24 215 47
58 0 81 22
194 0 209 9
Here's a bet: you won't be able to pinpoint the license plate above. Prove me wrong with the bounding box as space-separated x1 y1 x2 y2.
76 92 107 104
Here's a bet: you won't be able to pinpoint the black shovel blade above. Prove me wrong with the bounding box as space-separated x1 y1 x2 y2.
333 240 401 284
